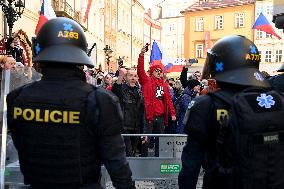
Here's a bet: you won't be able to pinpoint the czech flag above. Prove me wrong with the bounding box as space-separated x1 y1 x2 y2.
83 0 93 23
253 12 281 40
35 0 56 35
150 41 184 73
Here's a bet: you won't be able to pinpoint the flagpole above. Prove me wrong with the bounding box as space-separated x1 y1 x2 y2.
130 0 133 68
3 0 7 38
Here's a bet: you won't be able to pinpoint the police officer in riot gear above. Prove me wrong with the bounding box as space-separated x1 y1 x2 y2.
178 35 284 189
6 17 135 189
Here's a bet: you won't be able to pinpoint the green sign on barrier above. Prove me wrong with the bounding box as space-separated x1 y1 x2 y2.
4 170 11 176
160 163 181 174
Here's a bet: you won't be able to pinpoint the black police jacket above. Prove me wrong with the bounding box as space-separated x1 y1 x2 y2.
112 83 145 132
7 66 135 189
178 89 237 189
268 74 284 94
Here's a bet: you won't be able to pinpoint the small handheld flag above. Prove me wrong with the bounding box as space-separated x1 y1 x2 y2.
150 41 184 72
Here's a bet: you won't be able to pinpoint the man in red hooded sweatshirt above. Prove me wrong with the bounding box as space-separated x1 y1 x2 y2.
138 45 176 156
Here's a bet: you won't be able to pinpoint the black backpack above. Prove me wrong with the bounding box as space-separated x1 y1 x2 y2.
209 88 284 189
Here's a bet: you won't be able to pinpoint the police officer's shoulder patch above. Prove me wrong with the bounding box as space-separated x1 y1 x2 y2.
187 100 195 110
183 95 214 136
189 95 212 111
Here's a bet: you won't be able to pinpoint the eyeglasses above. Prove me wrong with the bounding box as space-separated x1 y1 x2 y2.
154 69 163 73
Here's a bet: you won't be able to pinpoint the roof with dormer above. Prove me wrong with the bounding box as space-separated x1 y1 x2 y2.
181 0 255 13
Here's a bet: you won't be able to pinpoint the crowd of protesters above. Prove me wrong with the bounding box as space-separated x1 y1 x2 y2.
77 47 220 157
1 37 281 159
83 52 210 132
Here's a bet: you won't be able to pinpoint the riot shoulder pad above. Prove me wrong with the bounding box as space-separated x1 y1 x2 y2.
183 95 214 138
95 88 123 136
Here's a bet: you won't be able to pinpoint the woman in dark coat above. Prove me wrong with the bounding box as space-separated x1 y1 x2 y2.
176 79 200 134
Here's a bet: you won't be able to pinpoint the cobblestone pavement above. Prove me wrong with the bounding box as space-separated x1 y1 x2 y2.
106 170 204 189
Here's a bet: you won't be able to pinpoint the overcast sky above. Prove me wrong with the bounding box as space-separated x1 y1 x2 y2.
140 0 154 9
140 0 163 9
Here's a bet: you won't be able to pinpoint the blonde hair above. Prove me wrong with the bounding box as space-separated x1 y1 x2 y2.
0 55 8 66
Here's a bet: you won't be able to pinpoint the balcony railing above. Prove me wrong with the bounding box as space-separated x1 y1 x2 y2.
52 0 73 17
74 11 80 23
52 0 88 30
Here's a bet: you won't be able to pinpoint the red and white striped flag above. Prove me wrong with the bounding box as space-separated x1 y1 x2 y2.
83 0 93 23
35 0 56 35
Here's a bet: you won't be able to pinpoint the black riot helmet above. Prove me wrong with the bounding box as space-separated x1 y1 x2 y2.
203 35 270 88
33 17 94 67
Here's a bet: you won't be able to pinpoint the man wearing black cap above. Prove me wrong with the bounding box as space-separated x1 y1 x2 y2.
178 35 284 189
6 17 135 189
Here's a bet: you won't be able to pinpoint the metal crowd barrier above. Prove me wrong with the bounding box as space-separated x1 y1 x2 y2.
2 134 204 189
102 134 204 189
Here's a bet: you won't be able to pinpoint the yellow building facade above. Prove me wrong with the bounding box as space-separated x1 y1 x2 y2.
117 0 144 68
104 0 117 72
131 0 145 68
0 0 41 38
0 0 147 72
0 0 106 68
182 0 255 70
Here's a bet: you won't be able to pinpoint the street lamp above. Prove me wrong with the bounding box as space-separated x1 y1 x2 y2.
103 45 113 73
0 0 26 37
117 56 124 68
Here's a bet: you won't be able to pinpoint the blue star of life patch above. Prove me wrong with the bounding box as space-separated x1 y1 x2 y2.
254 72 264 81
63 23 73 31
216 62 223 71
187 100 195 110
249 45 257 54
256 94 275 108
35 43 41 55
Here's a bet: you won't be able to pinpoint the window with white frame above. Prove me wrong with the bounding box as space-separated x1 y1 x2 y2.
169 24 172 31
265 50 272 62
172 23 176 31
256 31 263 39
215 15 223 30
266 5 273 15
196 44 204 58
276 50 282 62
235 13 244 28
196 17 204 31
